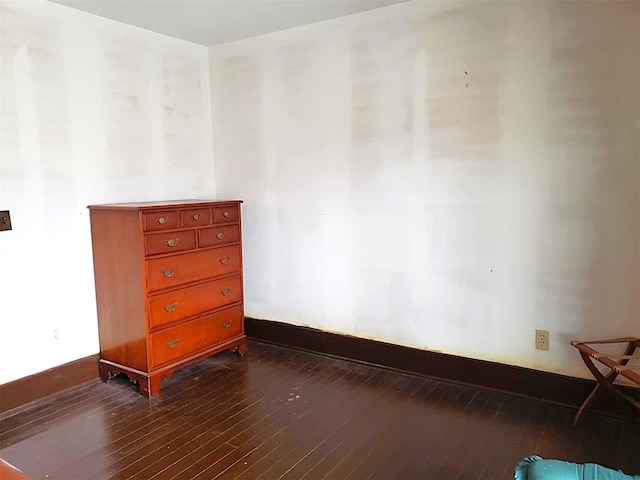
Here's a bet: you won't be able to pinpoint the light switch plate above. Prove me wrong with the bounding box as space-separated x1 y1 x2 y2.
0 210 12 231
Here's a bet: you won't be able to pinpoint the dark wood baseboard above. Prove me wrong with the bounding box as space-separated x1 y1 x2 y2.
0 354 100 414
2 323 637 420
245 317 640 419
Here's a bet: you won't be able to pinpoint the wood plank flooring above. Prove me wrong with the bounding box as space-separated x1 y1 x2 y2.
0 341 638 479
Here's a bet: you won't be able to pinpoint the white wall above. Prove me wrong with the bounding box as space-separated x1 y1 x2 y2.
0 1 213 384
210 0 640 379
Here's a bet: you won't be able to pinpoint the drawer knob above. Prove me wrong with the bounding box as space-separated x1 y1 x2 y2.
223 320 232 328
162 269 175 277
223 211 230 218
166 238 179 247
219 257 230 265
221 288 231 296
158 216 168 225
163 303 177 313
193 213 201 220
216 232 225 240
166 339 179 349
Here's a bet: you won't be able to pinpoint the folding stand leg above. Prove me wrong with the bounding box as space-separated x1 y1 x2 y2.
573 342 637 426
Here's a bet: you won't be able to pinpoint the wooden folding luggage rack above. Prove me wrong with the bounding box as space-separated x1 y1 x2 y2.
570 337 640 425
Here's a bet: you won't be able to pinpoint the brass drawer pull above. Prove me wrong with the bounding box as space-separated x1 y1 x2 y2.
166 238 179 247
163 303 177 313
216 232 225 240
221 288 231 296
192 213 201 221
219 257 230 265
223 320 232 328
162 269 175 277
223 211 230 218
166 339 179 349
158 216 168 225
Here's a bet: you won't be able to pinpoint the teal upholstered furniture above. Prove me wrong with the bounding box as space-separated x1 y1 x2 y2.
515 456 640 480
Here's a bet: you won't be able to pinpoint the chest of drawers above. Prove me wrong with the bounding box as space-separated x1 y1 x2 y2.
88 200 246 397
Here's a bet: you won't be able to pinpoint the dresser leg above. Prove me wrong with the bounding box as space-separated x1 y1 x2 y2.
138 380 151 397
138 376 162 397
98 363 111 382
235 341 248 357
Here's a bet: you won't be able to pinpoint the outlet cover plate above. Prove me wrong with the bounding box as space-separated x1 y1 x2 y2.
0 210 11 231
536 329 549 350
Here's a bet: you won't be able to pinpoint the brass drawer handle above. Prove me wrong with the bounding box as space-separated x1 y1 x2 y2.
223 320 232 328
158 216 168 225
221 288 231 296
166 238 179 247
193 213 201 220
162 269 175 277
166 339 179 349
163 303 177 313
219 257 230 265
223 211 230 218
216 232 225 240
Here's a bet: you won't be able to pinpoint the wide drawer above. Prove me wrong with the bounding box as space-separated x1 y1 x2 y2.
213 205 239 224
143 210 179 231
145 230 196 256
198 225 240 248
146 245 242 292
148 275 243 329
149 305 243 368
217 310 243 342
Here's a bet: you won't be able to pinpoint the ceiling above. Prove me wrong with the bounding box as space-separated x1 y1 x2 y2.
47 0 409 46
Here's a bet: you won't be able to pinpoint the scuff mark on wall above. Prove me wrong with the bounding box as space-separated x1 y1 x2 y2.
103 35 151 177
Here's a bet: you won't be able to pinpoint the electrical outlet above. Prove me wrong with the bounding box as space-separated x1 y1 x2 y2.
0 210 11 231
536 329 549 350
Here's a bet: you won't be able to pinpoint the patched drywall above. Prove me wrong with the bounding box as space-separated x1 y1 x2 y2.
0 1 213 384
210 0 639 379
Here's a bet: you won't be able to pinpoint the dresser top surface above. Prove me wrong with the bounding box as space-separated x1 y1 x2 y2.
88 199 242 210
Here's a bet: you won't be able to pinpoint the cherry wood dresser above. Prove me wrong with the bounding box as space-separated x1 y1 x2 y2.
88 200 246 396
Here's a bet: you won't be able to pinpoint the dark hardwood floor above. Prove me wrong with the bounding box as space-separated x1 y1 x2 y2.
1 341 638 480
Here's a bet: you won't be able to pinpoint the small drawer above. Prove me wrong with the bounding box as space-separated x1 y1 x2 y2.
146 245 242 291
148 276 243 329
181 208 211 228
145 231 196 256
143 211 179 231
149 305 243 368
198 225 240 248
213 206 239 224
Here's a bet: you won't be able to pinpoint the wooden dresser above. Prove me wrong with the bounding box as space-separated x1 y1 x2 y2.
88 200 246 397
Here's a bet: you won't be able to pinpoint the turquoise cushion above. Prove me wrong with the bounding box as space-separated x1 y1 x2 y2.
514 455 640 480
